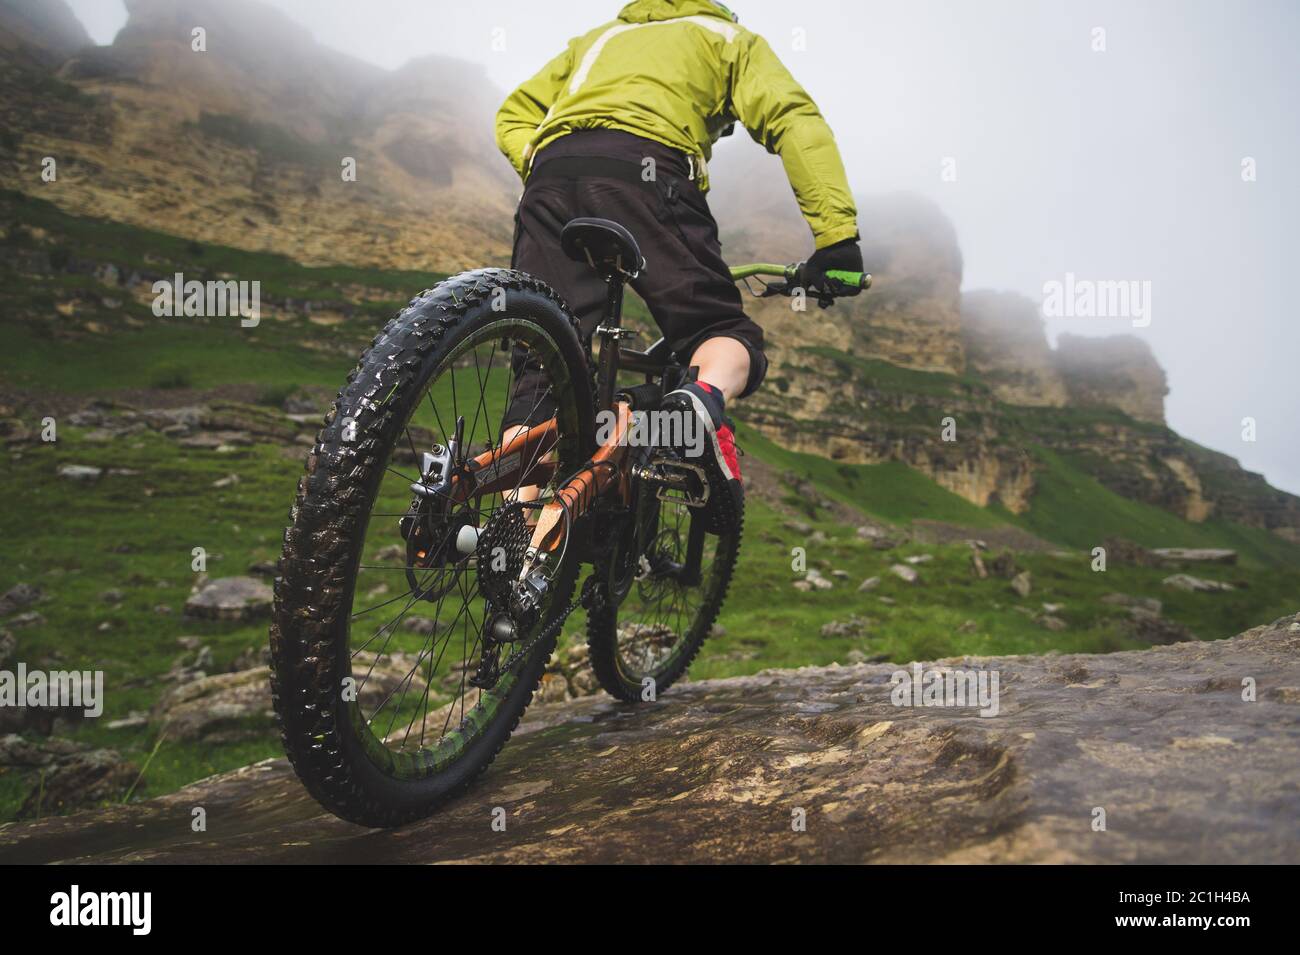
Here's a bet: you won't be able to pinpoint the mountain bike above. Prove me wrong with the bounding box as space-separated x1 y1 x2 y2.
270 217 870 827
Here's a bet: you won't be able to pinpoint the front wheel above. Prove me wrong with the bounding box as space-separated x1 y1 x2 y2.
270 268 593 828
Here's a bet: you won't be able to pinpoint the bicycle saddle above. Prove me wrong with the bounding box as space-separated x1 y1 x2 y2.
560 217 643 279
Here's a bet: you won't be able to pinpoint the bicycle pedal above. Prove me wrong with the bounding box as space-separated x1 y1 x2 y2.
635 457 710 508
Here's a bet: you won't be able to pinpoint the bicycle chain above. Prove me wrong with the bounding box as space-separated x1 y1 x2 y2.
493 574 605 679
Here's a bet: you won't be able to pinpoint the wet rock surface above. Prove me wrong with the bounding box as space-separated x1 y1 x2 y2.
1 617 1297 863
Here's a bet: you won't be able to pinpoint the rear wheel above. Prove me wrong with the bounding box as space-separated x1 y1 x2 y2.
271 268 593 828
586 471 742 702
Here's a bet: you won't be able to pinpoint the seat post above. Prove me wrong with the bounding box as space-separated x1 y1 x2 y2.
595 276 627 411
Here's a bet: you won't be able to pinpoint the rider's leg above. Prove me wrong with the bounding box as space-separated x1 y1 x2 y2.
687 335 751 403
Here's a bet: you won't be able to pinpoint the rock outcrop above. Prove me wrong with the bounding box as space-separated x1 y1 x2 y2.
1055 333 1169 425
2 616 1296 864
961 290 1068 407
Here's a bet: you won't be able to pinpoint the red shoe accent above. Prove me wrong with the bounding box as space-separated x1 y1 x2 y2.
716 422 741 482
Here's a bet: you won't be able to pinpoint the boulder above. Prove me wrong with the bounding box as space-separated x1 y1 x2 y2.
0 583 41 617
820 615 871 639
1124 609 1196 645
184 577 274 621
56 464 102 481
1152 548 1237 565
1101 592 1162 614
154 655 426 742
1103 537 1159 567
1010 571 1033 598
1 737 137 820
1163 574 1234 594
889 564 919 584
803 569 833 591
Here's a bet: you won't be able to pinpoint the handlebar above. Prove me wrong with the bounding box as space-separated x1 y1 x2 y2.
728 262 872 295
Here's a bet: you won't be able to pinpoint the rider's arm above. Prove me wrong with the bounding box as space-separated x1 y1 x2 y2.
495 44 575 179
729 34 859 249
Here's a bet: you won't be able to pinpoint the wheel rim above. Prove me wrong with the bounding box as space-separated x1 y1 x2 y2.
344 319 580 780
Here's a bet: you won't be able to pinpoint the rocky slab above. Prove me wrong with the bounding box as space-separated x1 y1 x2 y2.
0 615 1297 864
1152 548 1238 565
183 577 273 621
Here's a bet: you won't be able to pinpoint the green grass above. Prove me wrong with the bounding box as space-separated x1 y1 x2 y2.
800 346 986 397
0 430 304 820
1000 446 1300 569
0 320 350 394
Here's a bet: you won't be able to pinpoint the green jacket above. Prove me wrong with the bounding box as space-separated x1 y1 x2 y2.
495 0 859 249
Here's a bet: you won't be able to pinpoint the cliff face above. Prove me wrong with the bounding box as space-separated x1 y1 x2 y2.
961 290 1068 407
961 294 1168 425
1055 333 1169 426
744 349 1038 512
0 0 90 66
1 0 517 271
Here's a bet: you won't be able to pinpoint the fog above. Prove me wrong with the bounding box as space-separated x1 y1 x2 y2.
67 0 1300 495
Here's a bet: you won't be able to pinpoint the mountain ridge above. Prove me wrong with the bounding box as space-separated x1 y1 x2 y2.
3 0 1297 541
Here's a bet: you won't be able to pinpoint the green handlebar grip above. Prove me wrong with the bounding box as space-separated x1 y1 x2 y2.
727 264 872 291
826 269 872 289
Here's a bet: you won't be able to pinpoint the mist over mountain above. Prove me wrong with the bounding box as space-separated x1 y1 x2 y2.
2 0 516 271
0 0 90 66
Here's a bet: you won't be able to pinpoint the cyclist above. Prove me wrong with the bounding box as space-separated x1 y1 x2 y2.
496 0 861 522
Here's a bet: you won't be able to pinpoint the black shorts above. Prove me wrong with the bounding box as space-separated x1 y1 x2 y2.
503 130 767 429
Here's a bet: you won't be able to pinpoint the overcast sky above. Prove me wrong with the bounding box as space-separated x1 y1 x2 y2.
66 0 1300 495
